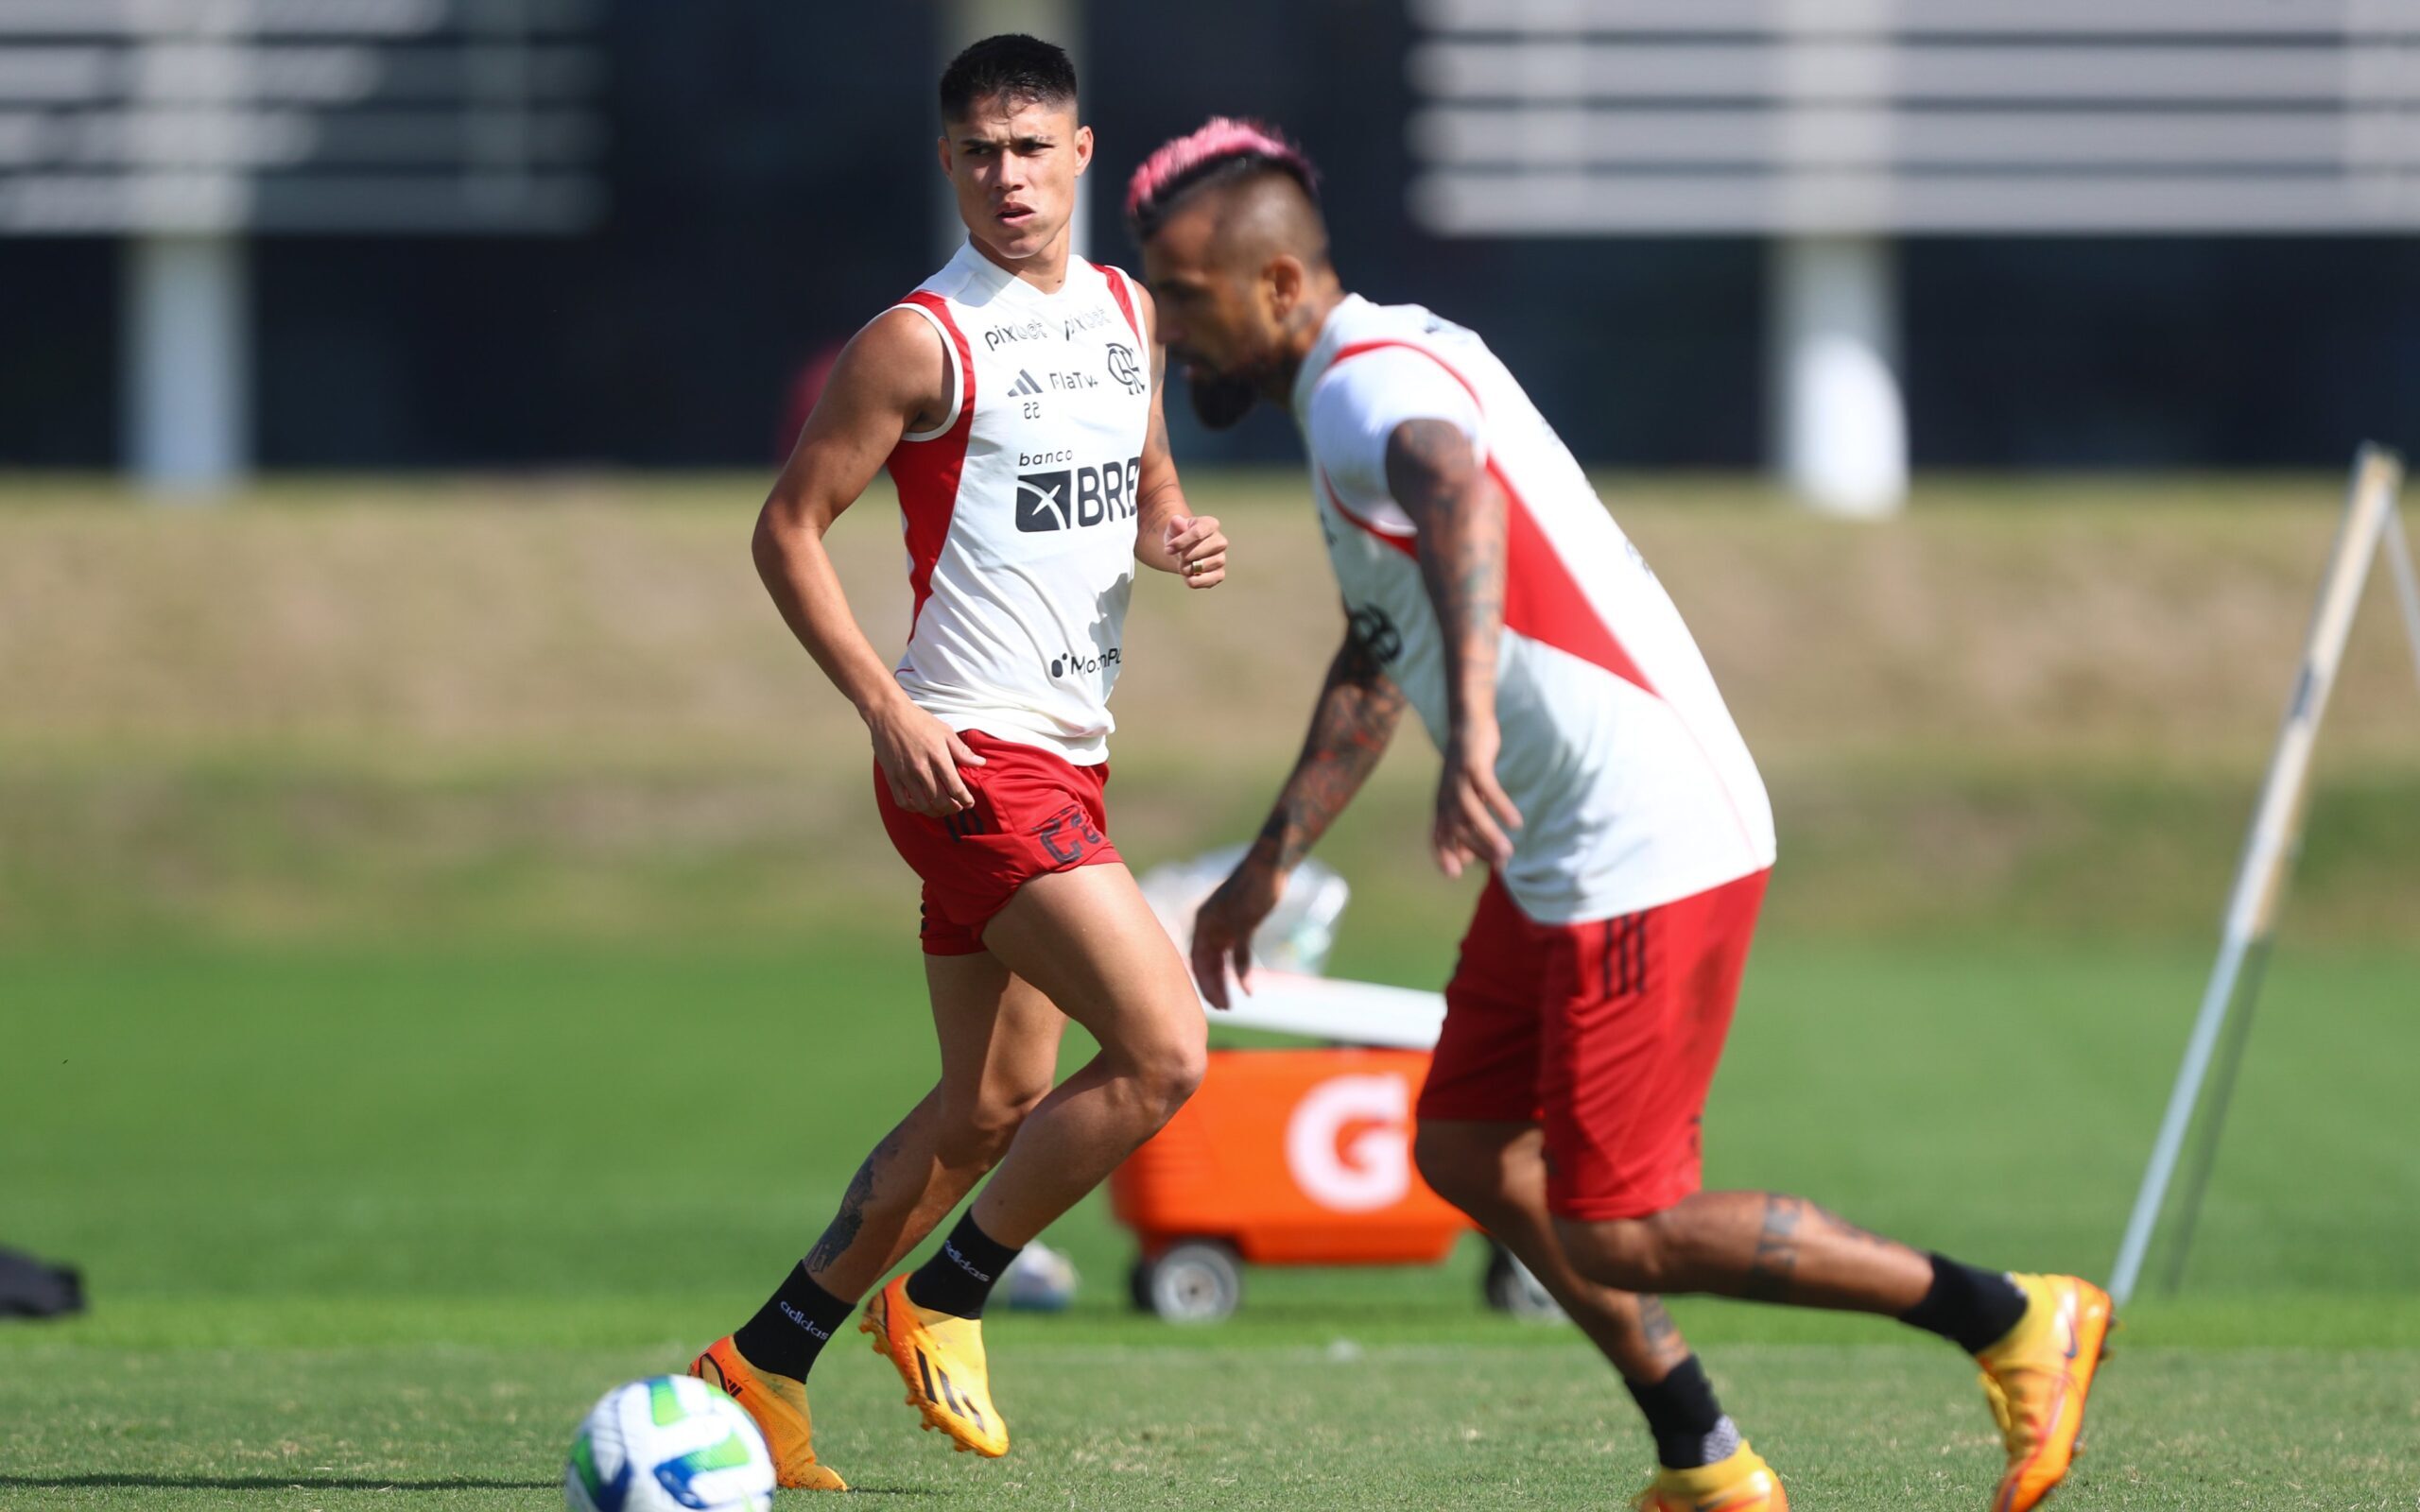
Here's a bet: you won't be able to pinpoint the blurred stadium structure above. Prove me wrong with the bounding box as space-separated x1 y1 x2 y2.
1408 0 2420 513
2 0 2417 493
0 0 607 490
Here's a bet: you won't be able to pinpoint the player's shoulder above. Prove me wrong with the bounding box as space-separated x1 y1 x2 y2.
1309 308 1480 415
1083 257 1153 331
855 302 948 366
1348 301 1494 367
815 303 949 426
1312 298 1448 377
1083 255 1143 295
1304 301 1490 480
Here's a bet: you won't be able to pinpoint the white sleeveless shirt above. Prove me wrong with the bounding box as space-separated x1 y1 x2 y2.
1294 295 1777 923
884 243 1153 765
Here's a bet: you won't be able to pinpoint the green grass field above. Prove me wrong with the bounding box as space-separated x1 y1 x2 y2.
5 940 2417 1509
2 478 2416 1508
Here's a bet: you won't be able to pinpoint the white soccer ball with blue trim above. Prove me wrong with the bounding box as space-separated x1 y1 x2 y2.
564 1375 774 1512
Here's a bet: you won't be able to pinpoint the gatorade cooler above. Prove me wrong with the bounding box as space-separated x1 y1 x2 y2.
1116 851 1558 1323
1112 1046 1550 1322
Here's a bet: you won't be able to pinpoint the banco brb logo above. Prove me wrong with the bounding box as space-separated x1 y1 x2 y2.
1285 1074 1412 1212
1016 456 1142 533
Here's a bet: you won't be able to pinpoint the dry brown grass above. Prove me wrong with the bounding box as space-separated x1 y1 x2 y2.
1 472 2413 946
6 472 2415 770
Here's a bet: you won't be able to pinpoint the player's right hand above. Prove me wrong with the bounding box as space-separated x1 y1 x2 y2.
866 696 984 816
1434 721 1522 878
1189 857 1282 1010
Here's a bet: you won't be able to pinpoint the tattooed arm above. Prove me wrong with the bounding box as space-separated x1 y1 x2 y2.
1187 627 1408 1008
1383 418 1524 878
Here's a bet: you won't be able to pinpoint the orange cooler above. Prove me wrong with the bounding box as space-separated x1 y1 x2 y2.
1110 1047 1472 1318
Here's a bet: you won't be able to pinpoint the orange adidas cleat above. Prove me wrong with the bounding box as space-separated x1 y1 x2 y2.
860 1274 1010 1457
1977 1273 2116 1512
687 1334 847 1492
1634 1441 1789 1511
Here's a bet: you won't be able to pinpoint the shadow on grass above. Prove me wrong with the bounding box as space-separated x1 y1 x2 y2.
0 1475 938 1495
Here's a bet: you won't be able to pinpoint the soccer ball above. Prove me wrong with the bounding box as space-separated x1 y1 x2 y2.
564 1375 774 1512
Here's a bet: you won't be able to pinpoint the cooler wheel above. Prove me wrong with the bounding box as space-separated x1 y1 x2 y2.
1130 1239 1243 1323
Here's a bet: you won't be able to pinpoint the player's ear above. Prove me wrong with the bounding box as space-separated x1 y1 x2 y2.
1265 254 1305 319
1073 123 1094 175
935 133 952 176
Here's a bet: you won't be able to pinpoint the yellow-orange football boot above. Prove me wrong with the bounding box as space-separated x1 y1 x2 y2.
687 1334 847 1491
860 1274 1009 1457
1976 1273 2116 1512
1634 1442 1789 1511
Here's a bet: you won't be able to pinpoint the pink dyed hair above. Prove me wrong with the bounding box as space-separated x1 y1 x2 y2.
1125 116 1319 237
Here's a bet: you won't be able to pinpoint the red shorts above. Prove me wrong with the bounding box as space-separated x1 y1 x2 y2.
1417 868 1771 1221
873 729 1122 955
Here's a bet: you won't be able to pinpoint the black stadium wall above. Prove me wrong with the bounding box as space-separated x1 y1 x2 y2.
1 0 2413 473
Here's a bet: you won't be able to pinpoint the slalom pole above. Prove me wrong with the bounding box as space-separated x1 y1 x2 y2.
2158 935 2273 1295
2109 446 2404 1306
2385 504 2420 701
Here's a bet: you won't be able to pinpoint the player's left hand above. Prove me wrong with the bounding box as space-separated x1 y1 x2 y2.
1189 853 1282 1010
1433 721 1522 879
1166 514 1226 588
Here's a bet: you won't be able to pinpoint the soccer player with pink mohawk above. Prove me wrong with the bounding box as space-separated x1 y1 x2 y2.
1137 117 2112 1512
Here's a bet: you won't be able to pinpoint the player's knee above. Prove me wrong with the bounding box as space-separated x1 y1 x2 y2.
1129 1015 1207 1123
933 1113 1014 1172
1412 1125 1508 1217
937 1080 1048 1168
970 1083 1048 1147
1140 1031 1206 1120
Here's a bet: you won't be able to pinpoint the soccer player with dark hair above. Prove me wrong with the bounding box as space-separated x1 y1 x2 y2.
1137 119 2110 1512
687 37 1228 1489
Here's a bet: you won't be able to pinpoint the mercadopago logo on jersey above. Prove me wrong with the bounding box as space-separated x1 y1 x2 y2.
1015 452 1144 533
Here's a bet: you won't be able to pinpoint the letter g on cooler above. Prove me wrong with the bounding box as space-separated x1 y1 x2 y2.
1284 1074 1412 1212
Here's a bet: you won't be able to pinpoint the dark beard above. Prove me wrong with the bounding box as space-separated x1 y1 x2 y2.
1185 366 1266 431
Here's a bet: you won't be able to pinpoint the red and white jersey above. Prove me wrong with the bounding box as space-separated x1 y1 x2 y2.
1294 295 1777 924
884 243 1153 765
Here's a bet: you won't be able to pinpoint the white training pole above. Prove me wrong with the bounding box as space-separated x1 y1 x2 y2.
2385 504 2420 699
2158 934 2273 1295
2108 446 2405 1306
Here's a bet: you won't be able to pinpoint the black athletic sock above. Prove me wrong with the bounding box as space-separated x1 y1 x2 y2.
904 1211 1021 1319
730 1263 856 1382
1898 1252 2030 1354
1624 1355 1741 1470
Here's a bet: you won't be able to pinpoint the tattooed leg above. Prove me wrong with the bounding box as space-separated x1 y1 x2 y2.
1632 1297 1692 1380
796 1095 962 1300
1740 1194 1806 1301
798 952 1068 1301
1558 1191 1934 1315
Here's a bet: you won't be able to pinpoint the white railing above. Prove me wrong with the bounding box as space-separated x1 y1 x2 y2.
1408 1 2420 234
0 0 604 233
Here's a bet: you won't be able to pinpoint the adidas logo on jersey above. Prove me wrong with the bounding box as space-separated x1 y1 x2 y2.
1015 456 1143 533
1010 369 1044 397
